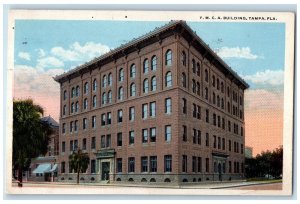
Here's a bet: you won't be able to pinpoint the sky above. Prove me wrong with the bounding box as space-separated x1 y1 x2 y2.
13 20 285 156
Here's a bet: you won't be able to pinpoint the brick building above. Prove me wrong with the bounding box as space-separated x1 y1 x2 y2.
54 20 249 185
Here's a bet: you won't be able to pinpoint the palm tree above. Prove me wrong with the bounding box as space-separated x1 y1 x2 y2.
13 99 52 187
69 148 90 184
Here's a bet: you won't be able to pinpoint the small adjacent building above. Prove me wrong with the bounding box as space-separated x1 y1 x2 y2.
54 20 249 185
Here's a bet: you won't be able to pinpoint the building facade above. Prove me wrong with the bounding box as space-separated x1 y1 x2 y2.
54 21 249 185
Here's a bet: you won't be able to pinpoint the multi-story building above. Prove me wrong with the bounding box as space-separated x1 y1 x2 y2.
54 20 249 185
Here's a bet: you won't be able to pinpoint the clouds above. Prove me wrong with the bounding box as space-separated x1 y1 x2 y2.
37 56 64 70
18 52 31 61
216 46 260 59
244 89 283 110
51 41 110 62
243 69 284 86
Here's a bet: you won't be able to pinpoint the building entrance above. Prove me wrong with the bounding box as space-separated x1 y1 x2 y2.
101 162 110 180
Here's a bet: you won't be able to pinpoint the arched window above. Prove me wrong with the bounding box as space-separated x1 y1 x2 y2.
93 79 97 91
182 73 187 88
108 73 112 86
151 55 157 71
192 59 196 73
197 62 201 76
130 83 136 97
143 59 149 74
192 79 196 93
197 82 200 95
143 79 149 93
118 87 124 100
84 82 88 94
130 64 136 78
181 51 186 66
165 71 172 87
212 75 215 87
205 87 208 100
119 68 124 82
83 98 88 110
63 90 67 100
102 93 106 105
75 86 79 97
93 95 97 107
213 92 216 104
102 75 107 88
71 102 75 113
108 91 112 103
165 49 172 66
217 78 220 90
75 101 79 112
63 105 66 115
71 87 75 98
205 69 208 82
151 76 157 91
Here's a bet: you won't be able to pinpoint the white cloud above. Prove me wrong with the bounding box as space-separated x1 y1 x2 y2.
216 47 259 59
51 41 110 62
18 52 31 61
37 56 64 69
37 49 46 58
243 69 284 86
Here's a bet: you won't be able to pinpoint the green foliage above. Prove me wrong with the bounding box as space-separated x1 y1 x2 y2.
13 99 53 186
69 148 90 184
245 146 283 179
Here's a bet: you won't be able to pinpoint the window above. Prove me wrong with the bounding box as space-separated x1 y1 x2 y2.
117 109 123 123
217 78 220 90
192 156 196 172
150 156 157 172
106 134 111 148
129 131 134 144
74 120 78 132
75 102 79 112
129 106 135 121
165 98 172 114
128 157 135 173
61 162 65 173
150 102 156 117
241 144 244 154
75 86 80 97
101 113 106 126
217 95 220 107
101 135 105 148
108 73 112 86
93 95 97 107
206 158 209 172
197 82 200 95
71 103 75 113
119 68 124 82
213 113 216 126
130 83 136 97
229 140 232 151
117 133 122 146
182 73 187 88
192 59 196 73
212 75 215 87
93 79 97 91
198 157 202 172
92 116 96 128
221 82 224 93
141 157 148 172
213 135 217 148
117 158 122 173
130 64 136 78
164 155 172 172
222 117 225 129
107 112 112 125
193 129 196 144
197 62 201 76
142 129 148 143
197 105 201 119
83 98 88 110
62 123 66 134
182 98 187 114
151 55 157 70
181 51 186 66
240 95 243 105
102 75 107 88
70 140 74 151
182 125 187 142
218 137 221 149
70 121 73 132
83 118 87 130
91 137 96 149
102 93 106 105
165 71 172 87
241 127 244 136
71 87 75 98
228 120 231 132
182 155 187 172
63 105 66 115
197 130 201 145
142 104 148 119
63 90 67 100
143 59 149 74
193 104 197 118
151 76 157 91
82 138 86 150
165 125 172 142
205 69 208 82
218 115 221 127
213 92 216 104
84 82 88 94
206 133 209 147
118 87 124 100
91 160 96 173
62 142 65 152
150 127 156 142
205 87 208 100
222 138 225 150
165 49 172 66
143 79 149 93
192 79 196 93
108 91 112 103
221 98 224 109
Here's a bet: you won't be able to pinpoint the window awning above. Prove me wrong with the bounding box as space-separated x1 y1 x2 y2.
47 164 58 173
32 163 51 174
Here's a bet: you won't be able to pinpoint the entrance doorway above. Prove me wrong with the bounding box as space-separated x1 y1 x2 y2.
101 162 110 180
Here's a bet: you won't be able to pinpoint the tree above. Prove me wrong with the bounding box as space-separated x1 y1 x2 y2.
69 148 90 184
13 99 52 187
